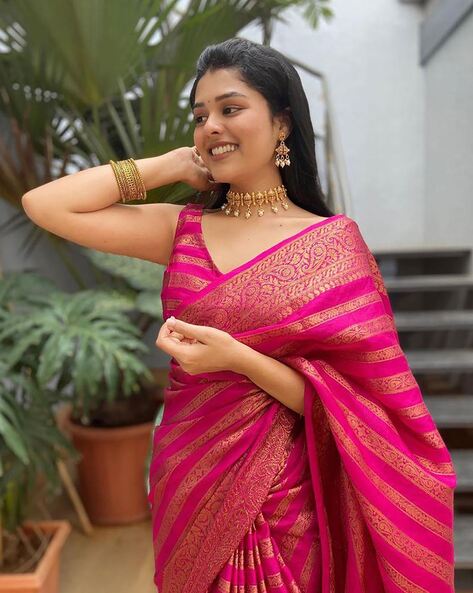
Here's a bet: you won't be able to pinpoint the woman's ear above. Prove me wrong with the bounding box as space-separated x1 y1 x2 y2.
279 108 293 138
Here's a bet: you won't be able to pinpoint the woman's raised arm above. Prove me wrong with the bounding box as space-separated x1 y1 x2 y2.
21 148 197 265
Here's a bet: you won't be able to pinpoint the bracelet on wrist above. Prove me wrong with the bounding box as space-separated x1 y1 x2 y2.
109 158 147 203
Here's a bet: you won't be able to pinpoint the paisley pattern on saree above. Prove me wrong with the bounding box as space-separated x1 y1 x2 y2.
173 214 368 331
149 203 456 593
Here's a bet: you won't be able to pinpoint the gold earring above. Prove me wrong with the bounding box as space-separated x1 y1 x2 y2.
275 131 291 168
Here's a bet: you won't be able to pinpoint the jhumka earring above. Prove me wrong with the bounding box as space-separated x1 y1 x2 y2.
274 131 291 167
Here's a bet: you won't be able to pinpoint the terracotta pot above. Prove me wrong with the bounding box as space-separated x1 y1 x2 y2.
63 409 155 525
0 520 71 593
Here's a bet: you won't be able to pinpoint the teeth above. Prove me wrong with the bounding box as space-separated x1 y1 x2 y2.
211 144 238 155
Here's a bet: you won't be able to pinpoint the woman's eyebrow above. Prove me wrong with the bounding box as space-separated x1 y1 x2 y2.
192 91 248 110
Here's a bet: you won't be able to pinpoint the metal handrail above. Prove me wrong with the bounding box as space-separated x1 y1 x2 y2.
285 54 354 217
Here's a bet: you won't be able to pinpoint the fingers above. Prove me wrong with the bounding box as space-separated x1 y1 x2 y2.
192 146 214 177
169 330 198 344
191 150 202 165
192 146 204 165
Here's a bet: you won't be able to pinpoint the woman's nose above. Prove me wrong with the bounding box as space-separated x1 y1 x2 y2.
203 114 225 131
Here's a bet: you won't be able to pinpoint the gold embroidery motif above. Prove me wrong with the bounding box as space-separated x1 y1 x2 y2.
329 408 453 541
357 490 454 586
172 251 214 270
366 250 388 297
339 343 402 363
178 218 374 332
163 406 297 593
151 396 269 558
285 357 455 498
339 467 367 589
244 291 382 350
325 314 396 346
320 361 455 477
178 231 203 249
365 371 419 395
333 394 454 500
379 555 433 593
166 271 208 290
154 205 454 592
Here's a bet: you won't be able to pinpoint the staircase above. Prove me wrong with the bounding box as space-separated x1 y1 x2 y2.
373 245 473 590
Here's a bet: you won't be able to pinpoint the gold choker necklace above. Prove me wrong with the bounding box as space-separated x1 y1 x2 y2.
221 184 290 219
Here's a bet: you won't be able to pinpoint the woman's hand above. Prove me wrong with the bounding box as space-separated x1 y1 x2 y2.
155 316 244 375
176 146 217 192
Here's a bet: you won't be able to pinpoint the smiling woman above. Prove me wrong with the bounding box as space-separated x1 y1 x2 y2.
190 67 296 201
18 26 457 592
186 37 334 223
148 38 457 593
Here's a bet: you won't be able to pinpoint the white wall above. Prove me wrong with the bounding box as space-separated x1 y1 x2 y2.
241 0 427 249
424 9 473 253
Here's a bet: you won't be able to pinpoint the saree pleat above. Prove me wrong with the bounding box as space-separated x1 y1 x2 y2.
148 203 456 593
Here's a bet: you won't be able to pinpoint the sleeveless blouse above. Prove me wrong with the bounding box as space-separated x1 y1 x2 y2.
161 202 218 321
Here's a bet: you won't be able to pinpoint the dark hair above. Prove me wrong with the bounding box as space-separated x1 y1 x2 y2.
188 37 334 217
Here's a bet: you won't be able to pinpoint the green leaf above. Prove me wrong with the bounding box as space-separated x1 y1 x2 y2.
82 249 164 291
136 291 163 318
0 416 29 465
37 333 73 386
321 6 333 18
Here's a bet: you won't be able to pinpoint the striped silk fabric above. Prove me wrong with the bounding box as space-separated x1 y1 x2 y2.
148 203 456 593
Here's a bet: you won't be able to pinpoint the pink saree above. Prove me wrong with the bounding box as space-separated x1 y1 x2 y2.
148 202 457 593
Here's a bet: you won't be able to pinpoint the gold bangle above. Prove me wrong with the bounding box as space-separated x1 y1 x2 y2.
110 159 134 202
123 158 147 201
109 158 147 203
109 160 129 202
120 158 146 202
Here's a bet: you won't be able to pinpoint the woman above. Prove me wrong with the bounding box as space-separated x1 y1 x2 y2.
22 37 456 593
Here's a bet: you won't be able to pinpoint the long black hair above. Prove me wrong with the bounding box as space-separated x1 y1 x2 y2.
188 37 335 217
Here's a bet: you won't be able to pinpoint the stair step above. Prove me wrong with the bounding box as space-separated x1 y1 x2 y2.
395 310 473 330
405 349 473 373
373 246 471 259
424 395 473 428
449 450 473 493
385 274 473 292
455 513 473 569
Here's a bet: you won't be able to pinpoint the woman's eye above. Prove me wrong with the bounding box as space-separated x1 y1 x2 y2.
193 106 240 124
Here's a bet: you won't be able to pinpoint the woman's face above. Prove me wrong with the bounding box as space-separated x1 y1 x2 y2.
192 68 285 186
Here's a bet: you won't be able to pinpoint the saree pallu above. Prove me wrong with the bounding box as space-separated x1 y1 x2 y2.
148 203 457 593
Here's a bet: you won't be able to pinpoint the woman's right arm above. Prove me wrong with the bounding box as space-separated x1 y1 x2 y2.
21 148 189 266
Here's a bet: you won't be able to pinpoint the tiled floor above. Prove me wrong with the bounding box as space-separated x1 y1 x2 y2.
59 519 156 593
37 491 156 593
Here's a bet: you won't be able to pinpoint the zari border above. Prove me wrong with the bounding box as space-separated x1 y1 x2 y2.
163 405 297 593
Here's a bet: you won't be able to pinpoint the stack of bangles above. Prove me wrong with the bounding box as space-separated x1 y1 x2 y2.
109 158 147 203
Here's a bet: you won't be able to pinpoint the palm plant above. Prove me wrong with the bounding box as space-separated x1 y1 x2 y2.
0 0 333 285
0 0 334 569
0 0 331 568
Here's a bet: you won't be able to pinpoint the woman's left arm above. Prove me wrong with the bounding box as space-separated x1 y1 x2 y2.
156 316 305 416
231 344 305 416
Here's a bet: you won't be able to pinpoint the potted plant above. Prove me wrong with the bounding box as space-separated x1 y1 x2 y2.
0 270 163 525
0 357 74 593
